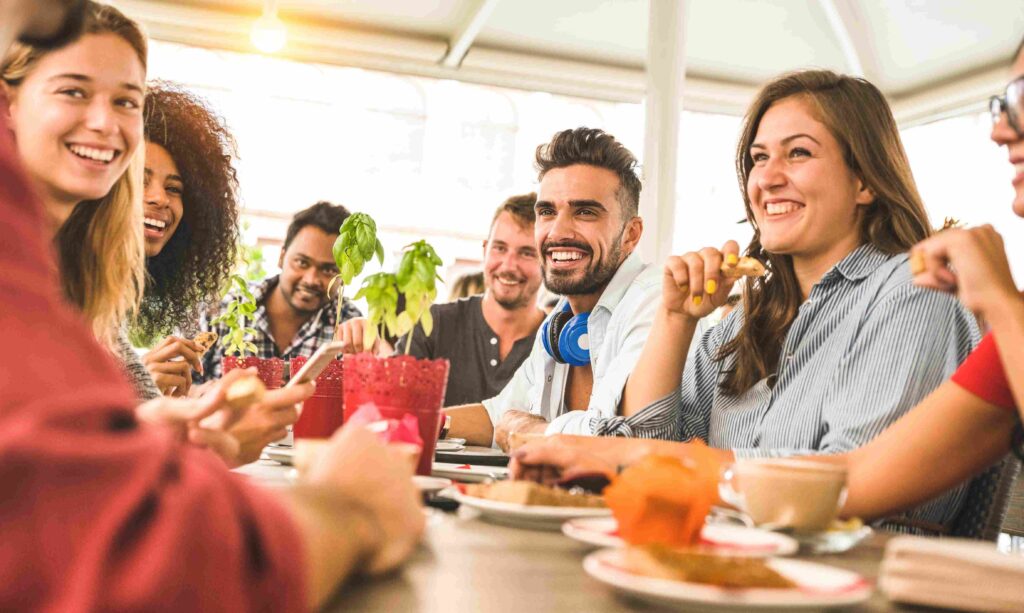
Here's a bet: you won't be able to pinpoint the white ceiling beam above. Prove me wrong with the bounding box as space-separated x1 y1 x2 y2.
818 0 867 78
440 0 501 68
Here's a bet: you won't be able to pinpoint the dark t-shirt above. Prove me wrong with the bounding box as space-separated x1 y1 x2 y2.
397 295 537 406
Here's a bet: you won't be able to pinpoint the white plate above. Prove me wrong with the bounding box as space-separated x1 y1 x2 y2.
563 518 798 557
413 475 452 494
452 489 611 530
264 447 294 465
432 462 509 483
435 441 466 452
584 548 872 610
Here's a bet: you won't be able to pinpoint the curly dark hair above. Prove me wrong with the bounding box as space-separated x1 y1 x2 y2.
137 80 240 336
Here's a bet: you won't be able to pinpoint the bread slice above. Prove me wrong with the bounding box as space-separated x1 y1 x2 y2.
464 481 605 508
623 545 796 589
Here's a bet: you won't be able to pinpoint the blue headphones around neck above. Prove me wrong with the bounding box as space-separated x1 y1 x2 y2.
541 303 591 367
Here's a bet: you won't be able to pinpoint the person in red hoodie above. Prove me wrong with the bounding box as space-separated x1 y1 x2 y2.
0 2 424 610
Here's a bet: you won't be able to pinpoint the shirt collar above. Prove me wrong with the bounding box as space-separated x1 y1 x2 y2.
821 244 891 285
593 250 646 315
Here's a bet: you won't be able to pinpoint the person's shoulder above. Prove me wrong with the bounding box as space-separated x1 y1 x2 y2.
432 296 477 319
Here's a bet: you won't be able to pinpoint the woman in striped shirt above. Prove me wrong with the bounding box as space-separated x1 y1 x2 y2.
514 69 985 532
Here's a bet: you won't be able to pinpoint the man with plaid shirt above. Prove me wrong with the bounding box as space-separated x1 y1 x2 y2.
197 201 361 381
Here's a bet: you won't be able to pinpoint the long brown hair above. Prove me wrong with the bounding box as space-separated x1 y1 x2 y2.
718 70 931 396
2 2 148 346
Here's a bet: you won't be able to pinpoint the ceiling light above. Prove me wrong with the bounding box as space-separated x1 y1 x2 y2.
251 0 286 54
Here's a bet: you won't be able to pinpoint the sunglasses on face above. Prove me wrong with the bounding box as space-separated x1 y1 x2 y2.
990 75 1024 137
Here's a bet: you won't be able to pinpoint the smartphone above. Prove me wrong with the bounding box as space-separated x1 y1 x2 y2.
286 340 346 387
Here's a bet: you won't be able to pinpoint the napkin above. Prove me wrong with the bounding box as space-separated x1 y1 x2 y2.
880 535 1024 612
347 403 423 450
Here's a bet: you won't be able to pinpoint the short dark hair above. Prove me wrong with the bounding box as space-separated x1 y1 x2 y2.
491 192 536 231
283 201 351 251
534 127 642 217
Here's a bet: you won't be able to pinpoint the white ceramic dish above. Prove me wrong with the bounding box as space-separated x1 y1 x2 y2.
431 462 508 483
264 447 294 465
434 441 466 452
562 517 798 557
452 489 611 530
583 548 872 610
413 475 452 494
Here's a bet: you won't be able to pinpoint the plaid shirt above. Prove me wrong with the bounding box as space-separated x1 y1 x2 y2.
197 274 361 381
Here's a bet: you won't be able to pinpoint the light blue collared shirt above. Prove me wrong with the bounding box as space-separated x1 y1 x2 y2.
481 251 661 437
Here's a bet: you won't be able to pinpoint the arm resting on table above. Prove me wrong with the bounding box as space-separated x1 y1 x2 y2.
444 403 494 447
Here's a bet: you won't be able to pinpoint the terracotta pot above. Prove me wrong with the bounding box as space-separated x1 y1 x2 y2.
222 355 284 389
289 356 344 440
342 353 450 476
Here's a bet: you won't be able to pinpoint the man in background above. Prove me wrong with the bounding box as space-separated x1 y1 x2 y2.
199 201 361 380
340 194 546 407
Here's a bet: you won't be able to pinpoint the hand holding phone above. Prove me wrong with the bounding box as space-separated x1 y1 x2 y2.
287 340 346 387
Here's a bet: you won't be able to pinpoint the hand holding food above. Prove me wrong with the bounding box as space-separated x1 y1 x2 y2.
661 242 764 319
141 335 206 397
909 225 1021 319
225 374 266 409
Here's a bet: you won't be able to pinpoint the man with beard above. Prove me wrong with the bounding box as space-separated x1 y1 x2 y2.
445 128 662 450
338 194 544 406
198 201 361 380
403 194 545 405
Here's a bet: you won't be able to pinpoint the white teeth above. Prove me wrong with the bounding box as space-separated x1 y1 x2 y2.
69 144 115 162
496 278 520 285
550 251 583 262
144 217 166 229
766 201 802 216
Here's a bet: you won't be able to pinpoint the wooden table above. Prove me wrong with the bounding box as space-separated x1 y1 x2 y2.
236 460 912 612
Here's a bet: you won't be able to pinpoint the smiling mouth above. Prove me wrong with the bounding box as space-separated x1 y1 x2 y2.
67 144 118 164
765 201 804 217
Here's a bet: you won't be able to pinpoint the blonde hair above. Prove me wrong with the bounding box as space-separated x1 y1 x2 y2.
2 2 148 346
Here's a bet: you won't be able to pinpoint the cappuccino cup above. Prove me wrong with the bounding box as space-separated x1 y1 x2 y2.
719 458 847 533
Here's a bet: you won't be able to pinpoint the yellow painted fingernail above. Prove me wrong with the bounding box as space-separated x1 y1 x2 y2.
692 295 703 307
726 254 738 266
706 280 717 294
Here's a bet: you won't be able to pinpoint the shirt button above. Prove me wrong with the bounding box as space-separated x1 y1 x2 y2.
490 337 498 345
490 359 498 367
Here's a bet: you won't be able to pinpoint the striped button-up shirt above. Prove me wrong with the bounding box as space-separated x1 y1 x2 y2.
605 245 981 531
197 275 361 381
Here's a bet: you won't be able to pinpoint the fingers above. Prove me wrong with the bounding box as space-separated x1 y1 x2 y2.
188 427 241 466
682 252 706 307
698 247 724 305
143 336 204 374
148 360 193 396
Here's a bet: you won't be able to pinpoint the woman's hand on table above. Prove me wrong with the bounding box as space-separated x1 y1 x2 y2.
141 335 204 396
911 226 1023 319
510 435 618 485
661 242 741 319
306 423 425 575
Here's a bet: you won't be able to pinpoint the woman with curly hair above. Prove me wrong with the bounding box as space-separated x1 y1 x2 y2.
136 81 241 398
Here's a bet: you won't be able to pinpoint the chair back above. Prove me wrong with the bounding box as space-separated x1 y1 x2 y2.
949 456 1020 541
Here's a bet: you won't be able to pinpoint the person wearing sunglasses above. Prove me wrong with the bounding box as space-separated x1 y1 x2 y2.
512 40 1024 526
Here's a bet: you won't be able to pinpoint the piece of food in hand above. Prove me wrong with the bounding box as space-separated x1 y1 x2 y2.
225 374 266 409
604 443 721 548
623 545 796 589
193 331 219 353
464 480 605 508
721 256 766 279
909 251 926 275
